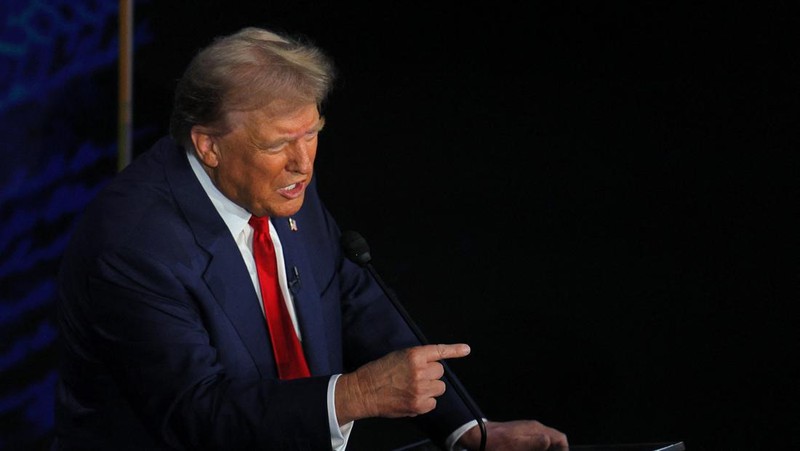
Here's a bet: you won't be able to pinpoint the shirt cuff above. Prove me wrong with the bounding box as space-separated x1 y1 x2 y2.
446 418 488 451
328 374 354 451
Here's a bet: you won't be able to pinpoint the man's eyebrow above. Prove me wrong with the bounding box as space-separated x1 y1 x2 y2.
253 117 327 148
284 116 326 138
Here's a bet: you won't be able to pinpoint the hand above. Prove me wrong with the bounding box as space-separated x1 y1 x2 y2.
459 419 569 450
335 343 471 424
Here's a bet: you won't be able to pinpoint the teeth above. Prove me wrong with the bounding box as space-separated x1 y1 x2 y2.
284 183 297 190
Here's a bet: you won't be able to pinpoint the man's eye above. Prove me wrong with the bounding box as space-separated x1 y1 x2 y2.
263 142 287 152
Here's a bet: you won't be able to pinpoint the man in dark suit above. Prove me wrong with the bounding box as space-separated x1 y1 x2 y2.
53 26 568 450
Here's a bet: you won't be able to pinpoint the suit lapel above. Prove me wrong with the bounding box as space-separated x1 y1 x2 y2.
161 139 276 377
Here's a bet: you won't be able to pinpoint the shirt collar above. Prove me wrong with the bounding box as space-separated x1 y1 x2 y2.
186 149 252 239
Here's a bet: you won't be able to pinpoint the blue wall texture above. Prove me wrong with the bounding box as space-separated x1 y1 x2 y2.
1 2 797 450
0 1 150 448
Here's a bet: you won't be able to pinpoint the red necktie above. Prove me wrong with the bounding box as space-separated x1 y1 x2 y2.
249 215 310 380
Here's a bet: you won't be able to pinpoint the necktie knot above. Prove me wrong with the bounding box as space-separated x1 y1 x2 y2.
249 215 270 232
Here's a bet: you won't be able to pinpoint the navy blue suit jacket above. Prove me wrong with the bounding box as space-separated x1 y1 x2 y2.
54 136 478 450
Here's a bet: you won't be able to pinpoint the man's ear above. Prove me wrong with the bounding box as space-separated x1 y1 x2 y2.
190 126 220 168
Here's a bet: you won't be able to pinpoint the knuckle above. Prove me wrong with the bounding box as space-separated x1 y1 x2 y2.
410 366 425 381
406 347 425 365
425 398 437 413
411 397 436 414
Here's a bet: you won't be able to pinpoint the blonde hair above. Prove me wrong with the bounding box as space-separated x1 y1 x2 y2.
169 27 336 147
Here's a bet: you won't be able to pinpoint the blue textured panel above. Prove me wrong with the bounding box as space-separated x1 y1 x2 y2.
0 0 151 447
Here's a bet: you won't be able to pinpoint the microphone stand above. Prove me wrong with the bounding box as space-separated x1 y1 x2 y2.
342 231 486 451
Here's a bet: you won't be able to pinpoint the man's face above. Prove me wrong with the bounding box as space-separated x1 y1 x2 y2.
195 102 325 218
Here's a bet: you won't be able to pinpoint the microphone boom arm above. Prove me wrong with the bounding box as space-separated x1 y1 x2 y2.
341 230 487 451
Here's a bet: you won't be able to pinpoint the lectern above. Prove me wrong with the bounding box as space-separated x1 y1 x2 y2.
393 440 686 451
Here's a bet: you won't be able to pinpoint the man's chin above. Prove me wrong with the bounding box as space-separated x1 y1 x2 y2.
266 197 304 219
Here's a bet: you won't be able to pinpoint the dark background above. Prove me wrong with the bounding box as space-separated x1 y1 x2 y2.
133 2 797 450
129 2 798 450
1 1 796 450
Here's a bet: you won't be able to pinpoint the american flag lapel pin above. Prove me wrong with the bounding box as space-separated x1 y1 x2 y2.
288 217 298 232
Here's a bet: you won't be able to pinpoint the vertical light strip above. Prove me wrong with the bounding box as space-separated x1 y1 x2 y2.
117 0 133 171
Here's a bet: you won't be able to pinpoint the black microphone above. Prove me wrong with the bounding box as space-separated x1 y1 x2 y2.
340 230 487 451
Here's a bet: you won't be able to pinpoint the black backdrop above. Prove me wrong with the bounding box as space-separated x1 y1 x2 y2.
131 2 798 450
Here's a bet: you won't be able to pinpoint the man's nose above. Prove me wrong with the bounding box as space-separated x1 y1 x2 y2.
287 140 314 173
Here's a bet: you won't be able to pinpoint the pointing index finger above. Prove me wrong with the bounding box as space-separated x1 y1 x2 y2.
431 343 471 361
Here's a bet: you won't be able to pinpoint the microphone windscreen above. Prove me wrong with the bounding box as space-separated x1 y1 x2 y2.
340 230 372 266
